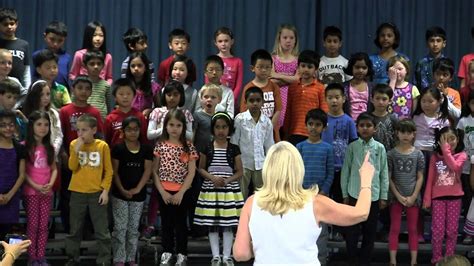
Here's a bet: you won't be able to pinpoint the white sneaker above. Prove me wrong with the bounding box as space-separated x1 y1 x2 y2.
222 257 234 266
211 256 221 266
160 252 173 265
175 253 187 266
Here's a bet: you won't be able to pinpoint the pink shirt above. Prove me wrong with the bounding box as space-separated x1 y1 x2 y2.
69 49 113 85
24 146 52 196
457 53 474 84
349 84 369 120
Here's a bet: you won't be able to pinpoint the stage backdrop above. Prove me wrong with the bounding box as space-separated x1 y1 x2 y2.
1 0 473 88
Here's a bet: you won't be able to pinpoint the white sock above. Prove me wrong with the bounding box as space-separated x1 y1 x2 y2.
222 230 234 258
209 232 220 257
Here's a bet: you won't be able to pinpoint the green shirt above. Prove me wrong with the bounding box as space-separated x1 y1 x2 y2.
51 82 71 110
87 79 112 119
341 137 389 201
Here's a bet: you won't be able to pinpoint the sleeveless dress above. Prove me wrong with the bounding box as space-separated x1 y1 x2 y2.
273 56 298 127
391 83 419 119
194 146 244 227
0 147 22 224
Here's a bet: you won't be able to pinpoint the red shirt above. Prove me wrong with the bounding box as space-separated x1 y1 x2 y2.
59 103 103 149
104 108 148 147
157 55 197 86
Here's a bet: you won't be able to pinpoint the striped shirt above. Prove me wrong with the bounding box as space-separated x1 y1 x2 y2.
296 140 334 193
87 79 112 119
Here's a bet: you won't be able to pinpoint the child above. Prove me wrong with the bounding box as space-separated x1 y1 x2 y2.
271 24 299 128
65 114 112 265
460 60 474 104
343 52 374 120
463 160 474 245
152 109 198 266
120 27 155 82
0 109 25 239
241 49 281 140
387 119 424 266
284 50 328 145
32 49 71 109
23 111 57 266
194 112 244 266
0 8 30 92
69 21 113 85
423 126 467 264
83 50 112 119
231 86 274 199
457 28 474 88
193 84 222 154
371 84 398 151
200 55 234 117
388 55 420 119
104 78 147 147
213 27 243 105
415 26 447 92
296 108 334 265
157 28 196 86
32 20 71 89
370 22 409 84
432 57 461 119
0 48 25 104
125 52 161 118
169 55 198 113
341 112 389 265
319 26 350 85
111 116 153 266
0 79 27 141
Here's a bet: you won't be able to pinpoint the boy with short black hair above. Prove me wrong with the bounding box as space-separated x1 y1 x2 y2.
432 57 461 119
33 49 71 109
231 86 274 199
65 114 112 266
0 48 24 109
318 26 350 85
371 83 398 151
32 20 71 89
83 50 112 119
414 26 447 92
120 27 155 81
157 28 196 85
0 8 30 94
0 78 26 140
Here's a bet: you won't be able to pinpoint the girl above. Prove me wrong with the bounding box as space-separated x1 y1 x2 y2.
388 56 420 119
23 111 57 266
111 116 153 266
0 110 26 239
69 21 113 85
423 127 467 264
125 52 161 118
457 91 474 244
387 119 424 266
370 22 409 84
194 112 244 266
459 59 474 105
152 109 198 266
213 27 243 105
271 24 300 128
169 55 198 114
343 52 374 120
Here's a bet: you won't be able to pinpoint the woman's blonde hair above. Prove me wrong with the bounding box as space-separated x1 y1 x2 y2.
256 141 317 216
437 254 471 266
271 24 299 57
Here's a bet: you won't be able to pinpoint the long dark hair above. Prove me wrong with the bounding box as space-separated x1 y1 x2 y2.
126 52 152 97
23 80 50 117
25 111 55 166
160 109 189 153
433 126 465 156
168 55 195 85
82 21 107 55
412 87 450 122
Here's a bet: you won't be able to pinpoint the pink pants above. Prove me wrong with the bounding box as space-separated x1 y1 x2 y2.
388 202 419 251
431 198 461 264
24 194 52 261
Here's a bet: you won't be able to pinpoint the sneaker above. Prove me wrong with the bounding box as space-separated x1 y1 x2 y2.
160 252 173 265
175 253 187 266
222 257 234 266
211 256 221 266
141 225 155 240
462 235 474 245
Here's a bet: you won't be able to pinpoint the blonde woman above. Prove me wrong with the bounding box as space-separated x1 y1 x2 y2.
233 141 374 265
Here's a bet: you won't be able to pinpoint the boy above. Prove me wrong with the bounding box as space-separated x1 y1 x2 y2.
284 50 328 145
104 78 147 147
296 108 334 266
33 49 71 109
157 28 196 85
371 84 398 151
198 55 234 117
0 79 26 141
231 87 274 199
432 57 461 118
65 114 112 266
120 27 155 81
0 48 24 109
83 50 112 119
341 112 389 265
194 83 222 153
240 49 281 140
0 8 30 95
457 27 474 88
415 26 446 92
318 26 349 85
32 20 71 89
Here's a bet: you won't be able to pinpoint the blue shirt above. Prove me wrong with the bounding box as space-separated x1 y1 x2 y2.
296 140 334 194
414 53 445 92
321 113 358 170
32 48 71 89
369 52 409 84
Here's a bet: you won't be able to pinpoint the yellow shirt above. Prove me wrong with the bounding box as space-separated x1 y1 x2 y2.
68 139 113 193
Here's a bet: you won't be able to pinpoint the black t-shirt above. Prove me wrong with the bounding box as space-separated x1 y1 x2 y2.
0 38 29 87
111 142 153 202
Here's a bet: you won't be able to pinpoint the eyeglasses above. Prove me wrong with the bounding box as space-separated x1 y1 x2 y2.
0 123 15 128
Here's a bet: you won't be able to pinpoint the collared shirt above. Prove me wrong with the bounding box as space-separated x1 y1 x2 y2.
341 138 389 201
414 53 445 92
231 110 274 170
